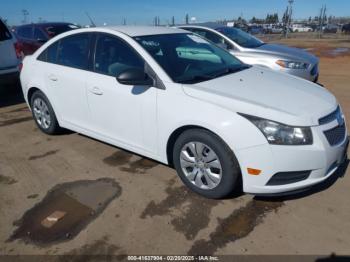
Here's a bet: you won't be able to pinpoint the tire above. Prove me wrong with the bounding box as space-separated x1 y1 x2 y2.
173 129 241 199
30 90 62 135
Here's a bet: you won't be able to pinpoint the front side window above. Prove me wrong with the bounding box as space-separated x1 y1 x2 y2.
0 19 12 41
56 33 90 70
216 27 264 48
134 33 246 84
94 34 144 77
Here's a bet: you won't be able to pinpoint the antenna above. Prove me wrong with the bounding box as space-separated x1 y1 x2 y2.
85 12 96 27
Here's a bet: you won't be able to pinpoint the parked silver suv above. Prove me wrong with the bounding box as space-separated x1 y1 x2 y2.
178 23 319 82
0 18 20 85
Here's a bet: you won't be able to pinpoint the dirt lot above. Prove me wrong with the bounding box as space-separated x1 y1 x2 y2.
0 37 350 261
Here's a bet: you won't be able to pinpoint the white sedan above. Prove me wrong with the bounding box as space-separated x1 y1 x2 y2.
20 26 348 198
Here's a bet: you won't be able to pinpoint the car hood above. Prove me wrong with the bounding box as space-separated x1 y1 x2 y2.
253 43 319 64
182 66 337 126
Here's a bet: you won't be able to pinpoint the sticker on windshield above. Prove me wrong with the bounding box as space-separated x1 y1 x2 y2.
188 34 208 44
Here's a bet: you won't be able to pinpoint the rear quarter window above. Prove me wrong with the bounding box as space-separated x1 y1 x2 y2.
0 20 12 41
37 41 59 63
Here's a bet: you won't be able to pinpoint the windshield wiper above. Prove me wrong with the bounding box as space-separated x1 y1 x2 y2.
210 65 251 79
178 74 214 84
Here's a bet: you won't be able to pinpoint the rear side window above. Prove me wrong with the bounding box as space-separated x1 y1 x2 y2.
45 24 79 38
188 28 229 46
94 34 144 77
56 33 90 70
0 19 12 41
17 26 33 39
33 27 47 40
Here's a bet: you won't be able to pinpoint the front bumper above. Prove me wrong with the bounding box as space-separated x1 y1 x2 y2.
236 119 348 195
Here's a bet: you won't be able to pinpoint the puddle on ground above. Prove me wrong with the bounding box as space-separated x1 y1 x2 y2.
188 199 284 255
104 151 158 174
0 174 18 185
120 158 158 174
103 151 133 166
60 235 123 257
8 178 122 246
141 179 221 240
28 150 60 161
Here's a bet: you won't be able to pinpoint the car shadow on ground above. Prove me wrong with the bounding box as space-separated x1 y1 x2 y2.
254 158 349 202
0 82 25 108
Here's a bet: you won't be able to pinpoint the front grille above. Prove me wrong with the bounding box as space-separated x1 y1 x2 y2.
324 124 346 146
311 64 318 76
319 106 340 125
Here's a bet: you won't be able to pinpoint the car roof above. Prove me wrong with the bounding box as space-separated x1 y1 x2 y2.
178 22 224 30
15 22 77 28
104 26 188 37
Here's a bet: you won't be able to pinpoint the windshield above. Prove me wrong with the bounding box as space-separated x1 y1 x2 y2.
216 27 264 48
134 33 248 84
44 24 80 38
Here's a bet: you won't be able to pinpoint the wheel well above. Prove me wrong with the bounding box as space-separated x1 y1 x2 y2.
166 125 209 167
27 87 40 106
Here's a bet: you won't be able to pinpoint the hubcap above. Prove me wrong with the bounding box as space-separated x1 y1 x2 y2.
180 142 222 190
33 98 51 129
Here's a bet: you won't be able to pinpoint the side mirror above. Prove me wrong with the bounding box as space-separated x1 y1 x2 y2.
116 68 153 86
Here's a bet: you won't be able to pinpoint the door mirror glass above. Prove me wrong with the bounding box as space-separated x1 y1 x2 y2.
116 68 153 86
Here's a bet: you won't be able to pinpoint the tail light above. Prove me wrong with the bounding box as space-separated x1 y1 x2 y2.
14 42 23 59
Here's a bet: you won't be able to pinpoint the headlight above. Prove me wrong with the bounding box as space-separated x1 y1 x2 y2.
240 114 313 145
276 60 309 69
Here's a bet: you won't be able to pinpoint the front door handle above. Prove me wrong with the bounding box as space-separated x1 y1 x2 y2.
48 74 58 81
90 86 103 95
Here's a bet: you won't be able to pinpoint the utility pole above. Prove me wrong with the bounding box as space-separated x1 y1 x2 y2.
318 5 327 38
122 18 126 25
171 16 175 26
185 14 189 25
21 9 29 24
284 0 293 38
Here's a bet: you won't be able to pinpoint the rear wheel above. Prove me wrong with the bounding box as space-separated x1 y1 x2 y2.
173 129 241 199
30 90 62 135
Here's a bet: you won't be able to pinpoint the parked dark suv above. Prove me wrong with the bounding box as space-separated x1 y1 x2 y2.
14 22 80 55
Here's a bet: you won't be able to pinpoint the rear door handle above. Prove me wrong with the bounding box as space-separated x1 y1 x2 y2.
48 74 58 81
90 86 103 95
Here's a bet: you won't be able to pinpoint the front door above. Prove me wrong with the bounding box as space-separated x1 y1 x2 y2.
86 33 158 153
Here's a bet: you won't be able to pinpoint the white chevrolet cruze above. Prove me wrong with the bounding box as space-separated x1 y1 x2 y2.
20 26 348 198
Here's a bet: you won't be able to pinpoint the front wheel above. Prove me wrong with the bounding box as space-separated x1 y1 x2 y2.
173 129 241 199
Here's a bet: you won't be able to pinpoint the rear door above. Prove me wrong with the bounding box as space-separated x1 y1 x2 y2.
0 19 18 70
39 33 93 130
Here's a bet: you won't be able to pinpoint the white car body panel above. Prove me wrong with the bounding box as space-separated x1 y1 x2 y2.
20 26 348 195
